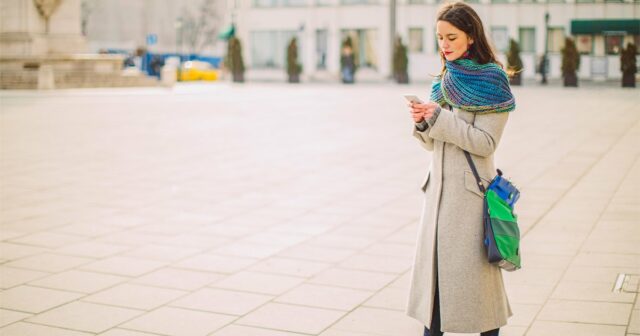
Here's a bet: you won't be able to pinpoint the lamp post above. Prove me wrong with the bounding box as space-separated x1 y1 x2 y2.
541 12 549 84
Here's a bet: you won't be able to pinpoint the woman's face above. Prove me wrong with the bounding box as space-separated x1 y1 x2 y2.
436 20 474 61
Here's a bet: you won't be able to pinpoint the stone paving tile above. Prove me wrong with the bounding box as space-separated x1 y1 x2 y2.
338 253 412 274
28 269 127 293
328 306 423 336
0 322 93 336
0 242 48 261
120 306 235 336
248 256 332 278
276 284 373 311
54 241 132 258
25 301 143 333
120 244 204 262
82 283 187 310
309 268 397 291
276 245 356 263
550 281 637 303
131 267 225 291
213 241 289 259
211 271 305 295
98 329 159 336
629 309 640 334
236 302 346 335
170 287 273 315
211 324 308 336
0 285 83 313
8 231 86 249
174 253 258 274
537 300 632 325
0 308 31 327
362 286 408 311
0 266 49 289
79 256 165 277
526 321 627 336
4 252 94 273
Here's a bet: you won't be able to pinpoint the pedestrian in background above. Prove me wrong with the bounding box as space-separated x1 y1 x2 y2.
405 2 516 335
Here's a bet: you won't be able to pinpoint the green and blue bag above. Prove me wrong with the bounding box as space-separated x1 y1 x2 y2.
464 151 522 272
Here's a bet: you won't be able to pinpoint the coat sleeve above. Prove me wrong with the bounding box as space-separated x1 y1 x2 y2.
426 108 509 157
412 126 434 151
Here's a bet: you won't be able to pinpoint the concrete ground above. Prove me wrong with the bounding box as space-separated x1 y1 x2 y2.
0 82 639 336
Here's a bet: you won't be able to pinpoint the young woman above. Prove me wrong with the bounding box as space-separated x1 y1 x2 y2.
405 2 516 336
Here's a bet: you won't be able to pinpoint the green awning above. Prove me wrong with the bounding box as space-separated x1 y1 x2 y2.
218 25 235 40
571 19 640 35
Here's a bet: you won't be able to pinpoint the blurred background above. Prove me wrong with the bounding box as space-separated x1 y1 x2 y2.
0 0 638 88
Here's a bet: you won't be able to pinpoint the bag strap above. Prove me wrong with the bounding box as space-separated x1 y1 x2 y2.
464 151 486 194
454 104 485 194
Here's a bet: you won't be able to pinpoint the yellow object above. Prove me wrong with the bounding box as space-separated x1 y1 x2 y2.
179 61 219 81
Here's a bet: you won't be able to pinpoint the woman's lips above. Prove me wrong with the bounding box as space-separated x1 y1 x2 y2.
444 51 453 55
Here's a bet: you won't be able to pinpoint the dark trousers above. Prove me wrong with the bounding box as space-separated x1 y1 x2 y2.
423 279 500 336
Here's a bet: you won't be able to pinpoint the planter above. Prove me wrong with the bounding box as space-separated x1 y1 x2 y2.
509 73 522 86
563 73 578 87
622 72 636 88
396 72 409 84
288 74 300 83
232 72 244 83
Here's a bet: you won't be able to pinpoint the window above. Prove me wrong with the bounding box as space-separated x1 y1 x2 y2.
491 0 509 3
408 0 425 4
253 0 277 7
408 28 424 53
518 27 535 53
251 30 299 68
491 27 509 52
316 29 328 69
283 0 307 5
340 0 377 4
575 35 593 55
605 34 624 55
575 0 595 3
547 27 565 53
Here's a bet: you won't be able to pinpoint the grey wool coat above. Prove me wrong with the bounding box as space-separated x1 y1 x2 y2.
406 105 513 333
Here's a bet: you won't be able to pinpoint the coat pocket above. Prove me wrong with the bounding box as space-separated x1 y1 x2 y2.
464 170 491 198
420 171 431 193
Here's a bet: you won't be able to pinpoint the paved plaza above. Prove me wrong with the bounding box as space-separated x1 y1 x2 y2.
0 82 639 336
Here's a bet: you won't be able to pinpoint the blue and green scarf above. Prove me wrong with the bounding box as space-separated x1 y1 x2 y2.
429 58 515 114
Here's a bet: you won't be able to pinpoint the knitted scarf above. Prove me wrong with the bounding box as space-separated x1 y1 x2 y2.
429 58 515 114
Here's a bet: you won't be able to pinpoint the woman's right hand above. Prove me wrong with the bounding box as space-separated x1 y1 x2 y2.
409 101 439 123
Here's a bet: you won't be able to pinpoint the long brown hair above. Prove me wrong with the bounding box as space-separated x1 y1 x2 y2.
433 2 513 78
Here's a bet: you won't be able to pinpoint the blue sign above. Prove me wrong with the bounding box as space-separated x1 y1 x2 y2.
146 34 158 46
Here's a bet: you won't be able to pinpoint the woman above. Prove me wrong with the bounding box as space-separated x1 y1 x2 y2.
405 2 516 336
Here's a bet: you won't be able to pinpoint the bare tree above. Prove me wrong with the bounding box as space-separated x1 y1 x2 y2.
179 0 220 54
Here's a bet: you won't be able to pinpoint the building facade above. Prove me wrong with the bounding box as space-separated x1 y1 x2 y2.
229 0 639 81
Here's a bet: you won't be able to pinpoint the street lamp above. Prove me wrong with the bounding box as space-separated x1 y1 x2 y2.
541 12 549 85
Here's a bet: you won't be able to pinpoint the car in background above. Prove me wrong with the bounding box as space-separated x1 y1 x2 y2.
179 60 218 81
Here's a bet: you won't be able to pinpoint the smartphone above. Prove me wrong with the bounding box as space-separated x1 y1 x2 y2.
403 94 424 104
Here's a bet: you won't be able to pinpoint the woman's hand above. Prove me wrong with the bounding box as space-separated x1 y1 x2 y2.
409 101 440 123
